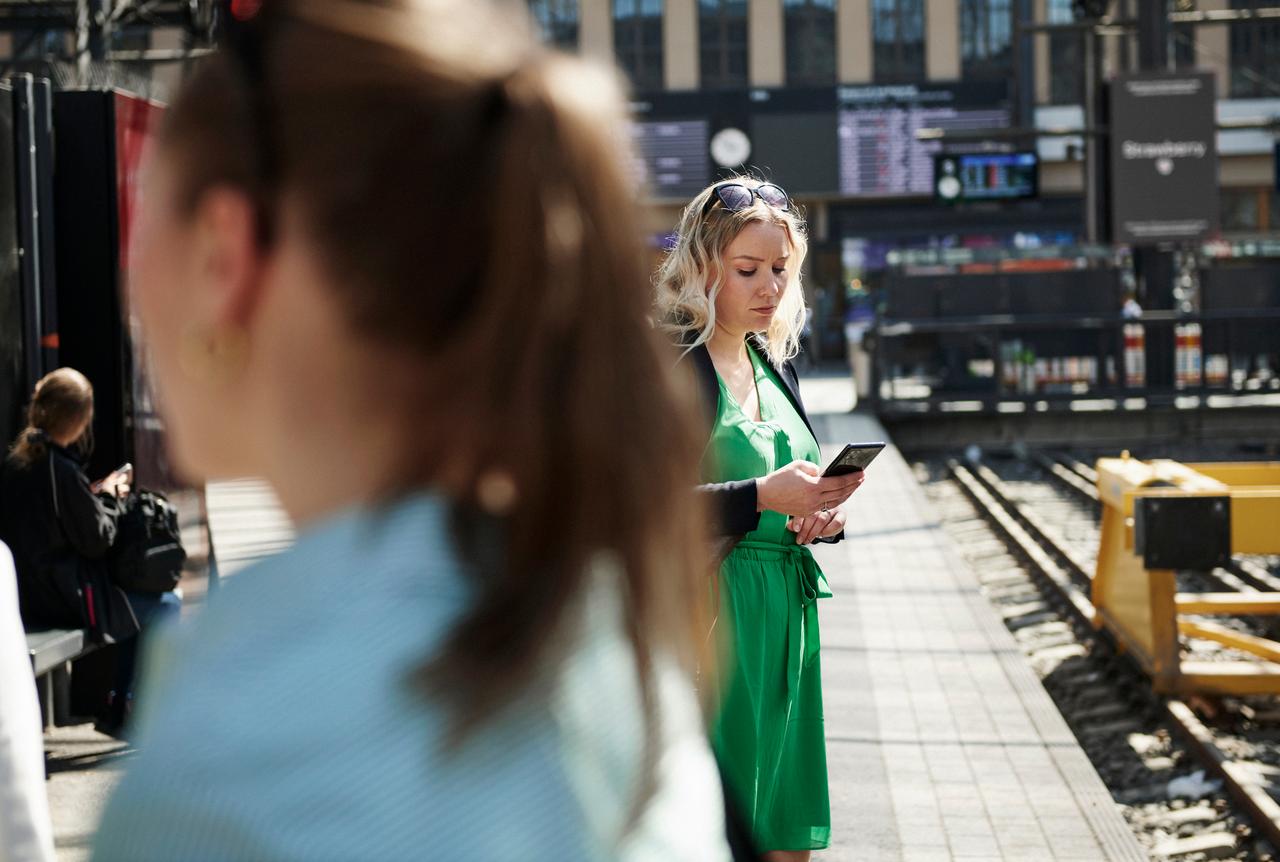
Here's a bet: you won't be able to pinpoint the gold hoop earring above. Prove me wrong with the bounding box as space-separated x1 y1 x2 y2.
178 324 249 384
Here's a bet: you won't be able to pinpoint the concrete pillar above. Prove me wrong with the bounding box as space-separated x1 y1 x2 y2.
1196 0 1231 99
151 27 184 102
838 0 874 82
665 0 700 89
1040 160 1084 193
1104 26 1123 79
1034 0 1050 103
750 0 785 87
580 0 614 64
926 0 961 80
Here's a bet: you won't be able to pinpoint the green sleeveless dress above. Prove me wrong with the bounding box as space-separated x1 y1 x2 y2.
704 343 831 852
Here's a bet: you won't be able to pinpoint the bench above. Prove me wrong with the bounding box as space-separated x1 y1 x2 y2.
26 628 92 728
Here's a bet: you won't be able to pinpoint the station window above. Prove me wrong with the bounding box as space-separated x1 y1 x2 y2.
111 24 151 56
1046 0 1083 104
12 29 68 63
872 0 926 82
615 0 664 90
1229 0 1280 98
1220 189 1262 234
528 0 580 51
961 0 1013 80
700 0 748 89
784 0 837 87
1172 22 1197 69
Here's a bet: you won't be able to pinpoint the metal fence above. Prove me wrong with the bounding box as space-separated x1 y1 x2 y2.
870 308 1280 416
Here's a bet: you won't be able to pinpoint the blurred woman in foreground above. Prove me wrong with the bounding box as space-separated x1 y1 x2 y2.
92 1 728 858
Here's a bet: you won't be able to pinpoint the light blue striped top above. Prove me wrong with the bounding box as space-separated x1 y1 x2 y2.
92 494 730 861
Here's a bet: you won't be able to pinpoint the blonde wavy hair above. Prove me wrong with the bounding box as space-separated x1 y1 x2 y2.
655 176 809 364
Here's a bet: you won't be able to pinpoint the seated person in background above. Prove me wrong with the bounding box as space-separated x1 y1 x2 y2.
0 368 128 627
0 368 175 734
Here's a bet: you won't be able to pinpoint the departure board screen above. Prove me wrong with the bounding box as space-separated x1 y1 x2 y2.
934 152 1039 202
631 119 709 200
837 85 1009 197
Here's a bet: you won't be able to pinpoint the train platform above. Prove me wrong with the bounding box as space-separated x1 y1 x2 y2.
802 374 1144 861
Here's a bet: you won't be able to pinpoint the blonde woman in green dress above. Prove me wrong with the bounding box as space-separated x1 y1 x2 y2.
657 179 866 860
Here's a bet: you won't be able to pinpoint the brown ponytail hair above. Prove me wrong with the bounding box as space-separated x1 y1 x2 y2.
159 0 713 750
10 368 95 467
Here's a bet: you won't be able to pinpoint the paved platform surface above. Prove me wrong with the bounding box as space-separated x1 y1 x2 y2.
802 373 1145 861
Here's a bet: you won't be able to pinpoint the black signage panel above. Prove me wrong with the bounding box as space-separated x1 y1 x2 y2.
630 119 710 201
751 112 839 194
837 83 1011 198
1108 72 1218 245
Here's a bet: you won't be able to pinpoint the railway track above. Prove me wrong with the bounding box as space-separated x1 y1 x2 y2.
919 452 1280 860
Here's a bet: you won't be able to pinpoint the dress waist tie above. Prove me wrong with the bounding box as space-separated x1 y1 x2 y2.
733 540 832 696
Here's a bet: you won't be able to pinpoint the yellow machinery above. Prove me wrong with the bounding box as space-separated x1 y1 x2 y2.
1094 455 1280 695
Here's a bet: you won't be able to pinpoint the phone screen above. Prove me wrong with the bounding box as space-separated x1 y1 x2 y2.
822 442 886 477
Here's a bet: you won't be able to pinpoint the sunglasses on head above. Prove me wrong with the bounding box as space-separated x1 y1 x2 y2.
701 182 791 216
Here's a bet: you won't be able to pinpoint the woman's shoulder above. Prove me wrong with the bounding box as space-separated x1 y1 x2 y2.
42 446 85 480
96 505 728 859
0 451 45 499
97 495 597 857
1 449 39 473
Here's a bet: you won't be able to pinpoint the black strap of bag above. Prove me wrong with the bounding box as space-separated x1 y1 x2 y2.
47 454 139 644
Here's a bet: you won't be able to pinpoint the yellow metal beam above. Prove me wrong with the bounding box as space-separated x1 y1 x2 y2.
1095 456 1229 512
1179 661 1280 696
1189 462 1280 487
1176 593 1280 615
1229 490 1280 555
1179 619 1280 664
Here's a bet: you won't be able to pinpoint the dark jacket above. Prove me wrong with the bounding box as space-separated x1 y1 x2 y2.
679 337 844 545
0 442 119 628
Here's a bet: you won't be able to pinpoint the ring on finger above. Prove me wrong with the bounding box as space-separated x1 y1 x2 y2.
821 503 828 513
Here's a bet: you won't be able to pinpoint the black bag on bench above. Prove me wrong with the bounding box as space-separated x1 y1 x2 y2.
109 489 186 594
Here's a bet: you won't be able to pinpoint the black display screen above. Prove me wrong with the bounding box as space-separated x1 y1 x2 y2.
630 119 710 200
750 112 839 194
836 84 1010 197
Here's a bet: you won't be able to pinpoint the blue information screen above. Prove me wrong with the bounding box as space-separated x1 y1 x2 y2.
933 152 1039 202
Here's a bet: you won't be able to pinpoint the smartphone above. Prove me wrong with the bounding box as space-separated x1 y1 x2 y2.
822 442 886 477
93 463 133 494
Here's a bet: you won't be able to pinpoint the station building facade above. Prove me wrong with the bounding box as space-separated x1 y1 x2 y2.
515 0 1279 354
0 0 1271 353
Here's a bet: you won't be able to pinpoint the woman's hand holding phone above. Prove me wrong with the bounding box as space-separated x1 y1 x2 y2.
96 463 133 498
756 460 865 517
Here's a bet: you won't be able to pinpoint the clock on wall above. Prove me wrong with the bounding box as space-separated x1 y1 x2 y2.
710 127 751 168
935 156 962 201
